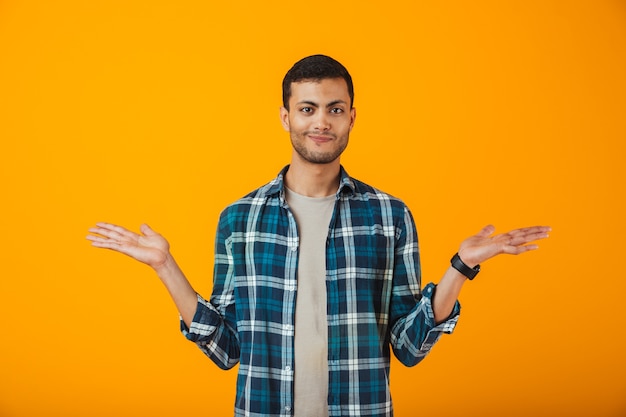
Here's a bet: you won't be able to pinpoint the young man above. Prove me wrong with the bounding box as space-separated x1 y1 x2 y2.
87 55 550 417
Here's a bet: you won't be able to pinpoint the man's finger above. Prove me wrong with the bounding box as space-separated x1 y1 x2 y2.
504 243 539 255
140 223 157 236
475 224 496 238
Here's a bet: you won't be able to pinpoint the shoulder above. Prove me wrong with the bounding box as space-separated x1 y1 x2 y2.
218 174 283 225
347 177 418 239
349 176 408 210
343 176 416 230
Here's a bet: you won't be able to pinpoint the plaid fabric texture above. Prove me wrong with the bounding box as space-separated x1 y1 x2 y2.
181 166 460 416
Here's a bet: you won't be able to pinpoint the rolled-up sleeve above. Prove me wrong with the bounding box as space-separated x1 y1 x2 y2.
179 209 241 370
388 206 461 367
179 294 240 370
390 282 460 366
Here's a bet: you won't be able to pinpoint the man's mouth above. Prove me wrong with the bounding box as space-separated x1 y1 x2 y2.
308 134 335 144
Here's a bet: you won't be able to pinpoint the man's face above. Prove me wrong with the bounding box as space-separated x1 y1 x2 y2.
280 78 356 165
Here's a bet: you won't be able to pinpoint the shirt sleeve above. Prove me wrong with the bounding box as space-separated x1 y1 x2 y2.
388 206 461 367
390 283 460 367
179 209 240 370
180 294 240 370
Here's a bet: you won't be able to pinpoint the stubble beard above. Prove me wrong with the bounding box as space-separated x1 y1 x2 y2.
290 131 349 165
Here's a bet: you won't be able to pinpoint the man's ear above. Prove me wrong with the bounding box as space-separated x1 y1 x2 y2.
349 107 356 131
279 106 290 132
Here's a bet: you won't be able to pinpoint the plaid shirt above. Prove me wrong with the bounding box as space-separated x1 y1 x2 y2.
181 166 460 416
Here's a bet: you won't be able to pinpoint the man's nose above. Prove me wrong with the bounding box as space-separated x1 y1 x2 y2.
314 112 330 131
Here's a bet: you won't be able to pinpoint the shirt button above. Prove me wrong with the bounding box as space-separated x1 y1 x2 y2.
285 406 292 412
285 366 291 371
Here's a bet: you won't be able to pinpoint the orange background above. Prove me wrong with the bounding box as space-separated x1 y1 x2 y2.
1 1 625 416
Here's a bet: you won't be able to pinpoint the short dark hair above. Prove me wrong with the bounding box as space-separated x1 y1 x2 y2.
282 54 354 110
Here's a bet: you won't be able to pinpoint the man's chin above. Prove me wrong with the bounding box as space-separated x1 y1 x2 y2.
301 153 341 165
293 146 347 165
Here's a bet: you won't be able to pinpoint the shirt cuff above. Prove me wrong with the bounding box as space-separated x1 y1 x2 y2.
180 293 221 342
418 283 461 351
423 282 461 333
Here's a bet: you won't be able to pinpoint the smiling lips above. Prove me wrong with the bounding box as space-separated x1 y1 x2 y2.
308 133 335 144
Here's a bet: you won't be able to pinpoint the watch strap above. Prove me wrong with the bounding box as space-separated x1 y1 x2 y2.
450 253 480 280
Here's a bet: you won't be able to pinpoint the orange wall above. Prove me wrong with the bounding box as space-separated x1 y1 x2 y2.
1 1 625 416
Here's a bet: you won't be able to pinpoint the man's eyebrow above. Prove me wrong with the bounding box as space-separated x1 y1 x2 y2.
296 100 319 107
295 99 348 108
326 100 347 108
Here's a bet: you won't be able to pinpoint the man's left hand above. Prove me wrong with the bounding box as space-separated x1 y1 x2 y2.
457 225 551 267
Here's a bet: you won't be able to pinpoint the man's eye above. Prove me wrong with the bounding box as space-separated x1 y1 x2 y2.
301 107 313 113
331 108 344 114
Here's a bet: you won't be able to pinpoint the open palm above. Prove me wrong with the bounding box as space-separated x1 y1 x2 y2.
87 222 170 268
458 224 551 267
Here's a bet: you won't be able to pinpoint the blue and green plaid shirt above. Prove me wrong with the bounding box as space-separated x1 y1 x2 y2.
181 166 460 416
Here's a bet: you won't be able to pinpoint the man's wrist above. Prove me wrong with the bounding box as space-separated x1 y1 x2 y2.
153 253 178 276
450 253 480 280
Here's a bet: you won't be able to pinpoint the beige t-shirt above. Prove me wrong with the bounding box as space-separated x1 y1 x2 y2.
285 187 335 417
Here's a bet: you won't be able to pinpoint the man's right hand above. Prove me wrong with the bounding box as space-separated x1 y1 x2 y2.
87 222 199 325
86 222 170 270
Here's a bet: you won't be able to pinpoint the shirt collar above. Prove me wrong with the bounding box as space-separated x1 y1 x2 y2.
269 165 356 199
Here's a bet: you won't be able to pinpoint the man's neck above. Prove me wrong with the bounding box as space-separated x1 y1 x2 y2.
284 158 341 198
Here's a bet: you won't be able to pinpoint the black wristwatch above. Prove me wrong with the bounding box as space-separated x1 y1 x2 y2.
450 253 480 280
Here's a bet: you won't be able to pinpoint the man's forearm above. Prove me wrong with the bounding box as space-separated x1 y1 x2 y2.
154 254 199 327
432 267 467 324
